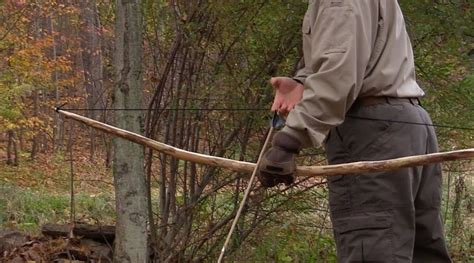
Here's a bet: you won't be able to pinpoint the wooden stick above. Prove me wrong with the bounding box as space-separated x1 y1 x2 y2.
58 110 474 177
218 127 274 262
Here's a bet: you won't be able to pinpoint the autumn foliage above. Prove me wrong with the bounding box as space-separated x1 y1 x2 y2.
0 0 472 262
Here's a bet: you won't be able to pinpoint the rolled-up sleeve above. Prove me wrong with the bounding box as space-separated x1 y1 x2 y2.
293 58 309 85
283 2 375 147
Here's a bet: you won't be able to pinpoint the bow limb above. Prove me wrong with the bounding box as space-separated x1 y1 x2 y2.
58 110 474 178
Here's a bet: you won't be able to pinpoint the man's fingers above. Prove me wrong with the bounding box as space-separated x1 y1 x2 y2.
272 100 290 115
271 99 281 112
271 104 278 112
287 103 296 112
278 107 289 116
280 102 288 113
280 103 295 114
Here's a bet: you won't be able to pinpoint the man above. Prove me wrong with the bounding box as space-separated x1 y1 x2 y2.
257 0 452 262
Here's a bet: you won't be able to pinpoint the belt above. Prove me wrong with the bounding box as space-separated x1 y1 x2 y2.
355 96 420 107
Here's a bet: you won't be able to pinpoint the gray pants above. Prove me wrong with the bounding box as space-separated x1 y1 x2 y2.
325 99 451 263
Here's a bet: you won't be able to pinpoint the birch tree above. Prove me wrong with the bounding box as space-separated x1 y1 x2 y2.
113 0 148 261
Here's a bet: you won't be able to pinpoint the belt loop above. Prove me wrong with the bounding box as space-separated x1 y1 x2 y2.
385 97 390 104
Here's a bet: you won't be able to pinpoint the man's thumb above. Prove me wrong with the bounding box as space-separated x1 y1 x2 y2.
270 77 280 88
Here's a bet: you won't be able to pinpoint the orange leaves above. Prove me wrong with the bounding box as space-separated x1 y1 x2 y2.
1 0 79 86
1 236 110 262
0 0 79 137
6 36 73 88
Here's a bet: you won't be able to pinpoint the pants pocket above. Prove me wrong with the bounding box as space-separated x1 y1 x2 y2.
333 214 393 263
341 103 405 161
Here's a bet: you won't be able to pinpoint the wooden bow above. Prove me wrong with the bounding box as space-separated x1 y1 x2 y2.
57 110 474 177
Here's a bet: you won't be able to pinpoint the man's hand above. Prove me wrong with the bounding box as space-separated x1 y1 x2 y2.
257 132 301 187
271 77 304 115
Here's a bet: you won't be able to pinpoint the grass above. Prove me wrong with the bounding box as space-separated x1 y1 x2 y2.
0 151 115 234
0 184 116 234
241 220 337 262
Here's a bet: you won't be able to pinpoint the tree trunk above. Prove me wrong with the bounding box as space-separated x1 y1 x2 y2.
113 0 148 261
6 130 18 166
50 15 63 152
30 89 39 160
79 0 104 162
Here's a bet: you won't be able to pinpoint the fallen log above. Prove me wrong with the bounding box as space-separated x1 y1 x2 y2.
58 109 474 177
41 223 115 243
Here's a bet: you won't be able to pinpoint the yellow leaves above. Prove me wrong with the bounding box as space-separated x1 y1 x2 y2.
3 36 75 93
0 9 77 94
5 122 19 130
24 117 45 128
20 16 31 23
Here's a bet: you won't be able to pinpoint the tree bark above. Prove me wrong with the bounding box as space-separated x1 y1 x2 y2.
30 89 39 160
79 0 104 162
6 130 18 166
113 0 148 261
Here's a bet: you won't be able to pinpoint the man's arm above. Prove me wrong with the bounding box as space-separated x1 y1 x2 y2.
282 1 377 147
293 57 309 86
258 1 378 187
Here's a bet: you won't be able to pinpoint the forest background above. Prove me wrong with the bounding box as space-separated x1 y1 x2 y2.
0 0 472 261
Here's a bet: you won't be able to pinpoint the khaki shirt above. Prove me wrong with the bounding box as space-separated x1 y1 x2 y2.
282 0 425 147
